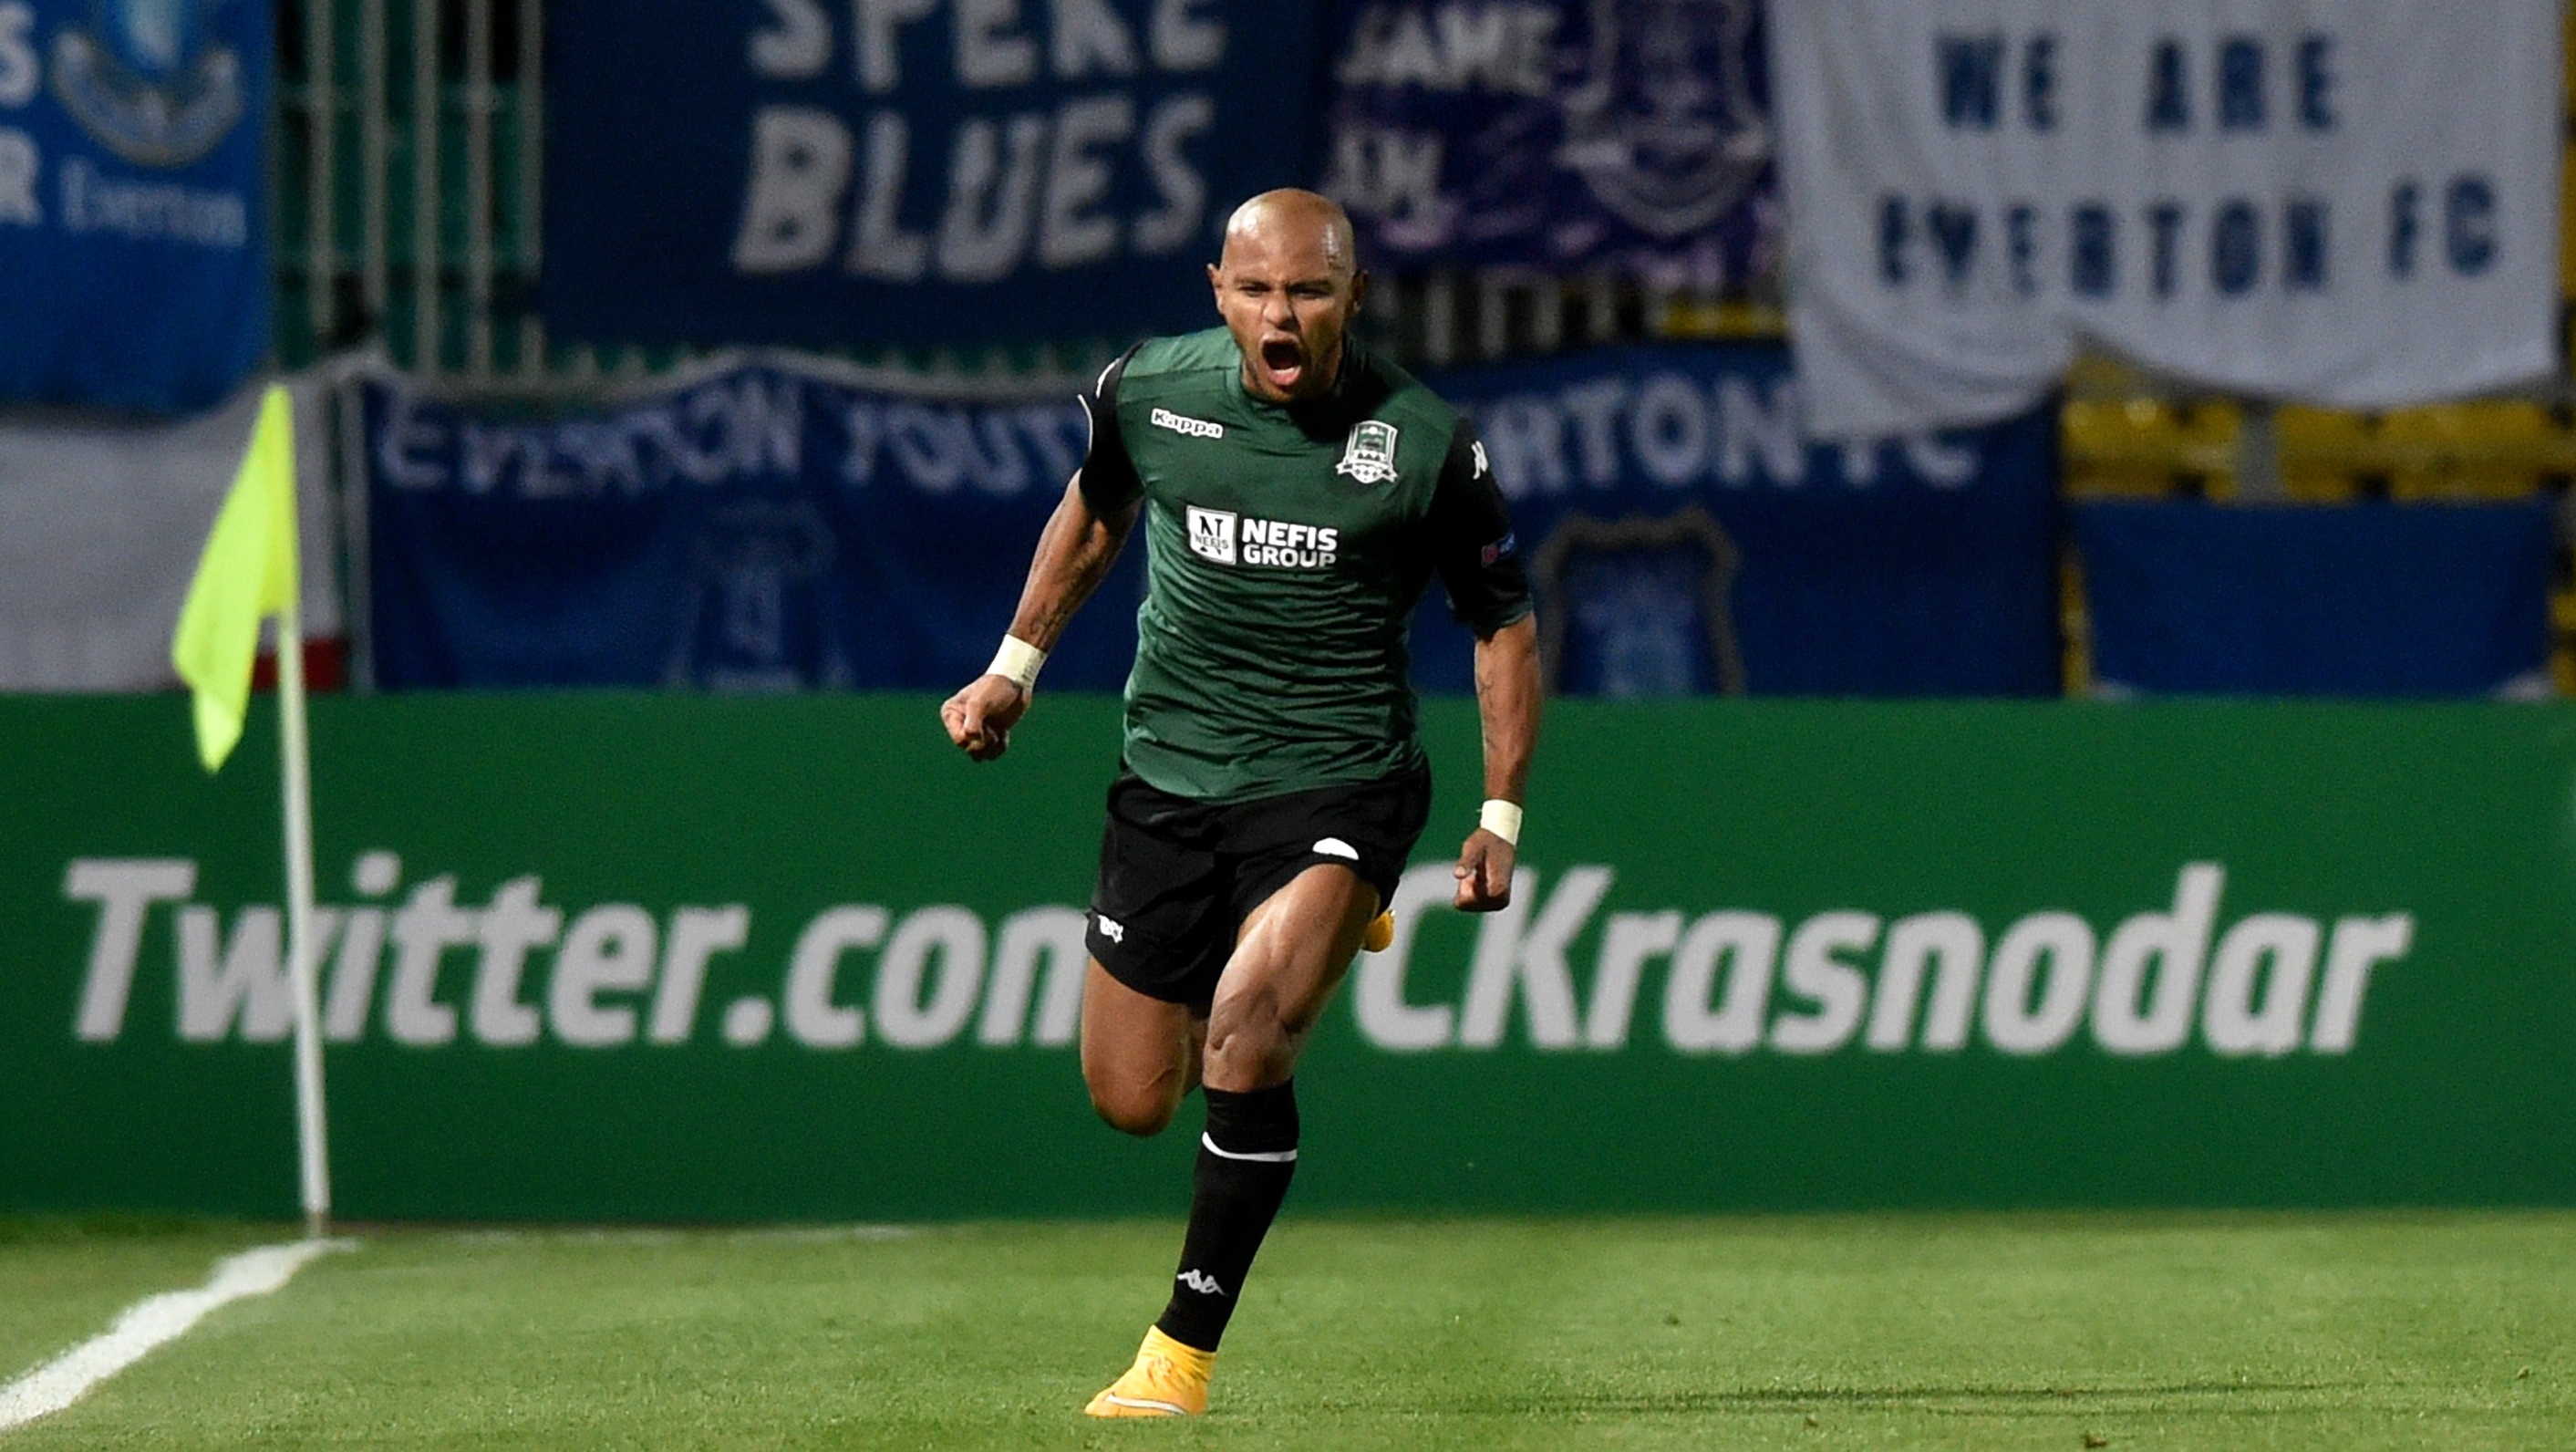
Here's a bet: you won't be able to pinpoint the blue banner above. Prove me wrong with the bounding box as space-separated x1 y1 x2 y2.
0 0 269 412
541 1 1318 350
2076 502 2555 699
1416 344 2060 696
1319 0 1778 290
363 359 1143 691
365 347 2056 698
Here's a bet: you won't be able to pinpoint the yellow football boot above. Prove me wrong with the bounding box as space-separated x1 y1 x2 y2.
1361 909 1396 952
1082 1325 1214 1417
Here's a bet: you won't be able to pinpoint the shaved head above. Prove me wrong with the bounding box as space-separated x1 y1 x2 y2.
1209 190 1369 404
1220 190 1359 279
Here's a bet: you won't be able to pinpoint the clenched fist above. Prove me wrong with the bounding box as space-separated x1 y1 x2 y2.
940 674 1030 762
1454 829 1515 911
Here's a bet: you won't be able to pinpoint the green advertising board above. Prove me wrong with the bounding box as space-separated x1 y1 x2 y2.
3 693 2571 1220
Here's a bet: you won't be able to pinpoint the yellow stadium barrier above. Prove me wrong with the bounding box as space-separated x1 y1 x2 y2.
2382 402 2558 500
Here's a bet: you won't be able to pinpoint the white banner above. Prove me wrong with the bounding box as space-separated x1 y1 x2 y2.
1774 1 2564 436
0 377 343 691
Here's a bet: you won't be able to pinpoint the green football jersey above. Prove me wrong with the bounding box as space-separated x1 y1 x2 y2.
1077 327 1531 804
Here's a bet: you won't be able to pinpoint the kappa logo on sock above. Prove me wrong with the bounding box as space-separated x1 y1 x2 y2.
1175 1270 1227 1296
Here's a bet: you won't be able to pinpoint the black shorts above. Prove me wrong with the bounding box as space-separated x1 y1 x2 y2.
1086 767 1433 1010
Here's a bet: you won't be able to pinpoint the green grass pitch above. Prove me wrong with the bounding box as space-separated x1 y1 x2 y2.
5 1211 2572 1449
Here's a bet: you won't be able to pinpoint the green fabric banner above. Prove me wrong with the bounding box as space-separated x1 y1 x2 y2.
4 695 2569 1219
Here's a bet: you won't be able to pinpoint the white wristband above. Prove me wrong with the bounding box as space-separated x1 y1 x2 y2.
988 635 1046 691
1478 799 1523 847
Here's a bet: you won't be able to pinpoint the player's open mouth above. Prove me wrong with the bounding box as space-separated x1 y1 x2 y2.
1259 337 1304 390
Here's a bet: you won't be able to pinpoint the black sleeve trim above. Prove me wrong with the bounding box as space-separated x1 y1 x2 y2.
1427 420 1534 636
1076 344 1145 516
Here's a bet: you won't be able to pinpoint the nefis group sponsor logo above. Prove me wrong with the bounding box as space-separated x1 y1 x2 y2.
60 855 2410 1060
1183 505 1340 568
1185 504 1237 565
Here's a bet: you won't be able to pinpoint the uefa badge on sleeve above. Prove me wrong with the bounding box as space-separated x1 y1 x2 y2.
1334 421 1401 485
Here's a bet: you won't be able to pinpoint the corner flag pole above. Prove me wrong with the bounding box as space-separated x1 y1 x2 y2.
172 383 334 1240
276 598 332 1240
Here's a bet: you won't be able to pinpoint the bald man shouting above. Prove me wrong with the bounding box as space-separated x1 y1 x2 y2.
941 190 1542 1418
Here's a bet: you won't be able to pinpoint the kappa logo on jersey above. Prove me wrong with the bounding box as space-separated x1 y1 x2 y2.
1185 506 1239 565
1095 914 1125 944
1187 506 1340 569
1472 440 1491 478
1150 407 1224 440
1334 420 1402 484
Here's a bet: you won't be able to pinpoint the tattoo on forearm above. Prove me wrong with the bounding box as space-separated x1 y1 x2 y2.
1013 513 1126 648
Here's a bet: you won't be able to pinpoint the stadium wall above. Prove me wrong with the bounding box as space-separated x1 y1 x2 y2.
4 693 2569 1220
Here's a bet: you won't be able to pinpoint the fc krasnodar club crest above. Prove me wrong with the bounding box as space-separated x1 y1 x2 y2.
52 0 245 167
1557 0 1770 239
1335 420 1401 485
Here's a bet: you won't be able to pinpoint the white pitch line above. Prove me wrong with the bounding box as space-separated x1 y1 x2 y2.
0 1239 354 1432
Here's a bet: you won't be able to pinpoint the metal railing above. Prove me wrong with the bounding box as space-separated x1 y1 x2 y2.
1362 275 1782 368
275 0 545 379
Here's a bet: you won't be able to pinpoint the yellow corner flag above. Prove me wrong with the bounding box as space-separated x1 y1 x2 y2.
171 385 300 773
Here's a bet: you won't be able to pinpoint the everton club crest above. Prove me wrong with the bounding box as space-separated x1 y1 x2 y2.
51 0 246 167
1557 0 1770 239
1334 420 1401 485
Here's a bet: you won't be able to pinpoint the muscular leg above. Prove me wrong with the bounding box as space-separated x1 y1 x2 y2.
1204 865 1380 1091
1144 864 1378 1359
1079 861 1374 1132
1080 960 1205 1137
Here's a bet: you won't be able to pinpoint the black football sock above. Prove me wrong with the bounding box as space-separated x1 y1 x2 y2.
1154 1080 1299 1353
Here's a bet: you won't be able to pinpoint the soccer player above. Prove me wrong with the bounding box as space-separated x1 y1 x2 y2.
939 189 1540 1417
